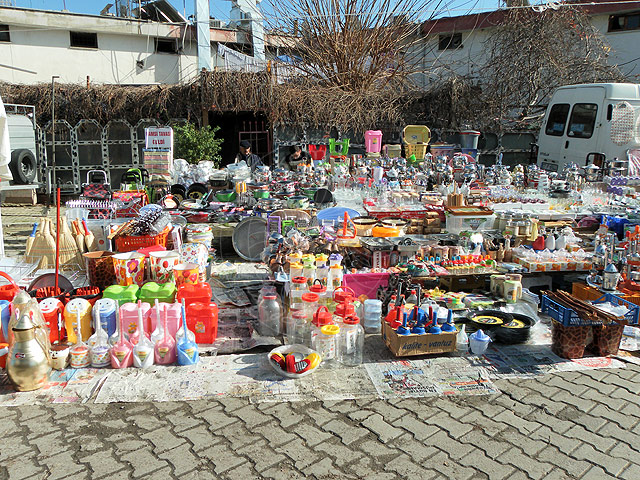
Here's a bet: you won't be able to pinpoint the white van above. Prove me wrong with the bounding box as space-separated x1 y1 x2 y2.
537 83 640 172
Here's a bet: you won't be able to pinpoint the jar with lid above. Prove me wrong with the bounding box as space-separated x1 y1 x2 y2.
515 221 526 237
258 295 282 337
310 306 335 346
338 315 364 366
316 265 329 287
329 265 343 289
522 215 532 238
333 300 355 327
499 213 512 232
315 253 328 268
332 286 355 313
309 280 330 308
290 276 308 305
301 292 319 321
303 264 317 288
288 252 302 265
312 324 340 368
504 220 516 237
290 262 304 278
363 299 382 333
328 253 343 267
289 309 310 346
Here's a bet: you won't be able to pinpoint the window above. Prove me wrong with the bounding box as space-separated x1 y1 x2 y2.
609 12 640 31
544 104 570 136
0 25 10 43
567 103 598 139
70 31 98 49
155 38 178 54
438 33 463 50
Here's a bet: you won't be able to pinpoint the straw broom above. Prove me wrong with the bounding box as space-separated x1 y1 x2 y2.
25 222 38 258
25 218 49 265
59 215 82 269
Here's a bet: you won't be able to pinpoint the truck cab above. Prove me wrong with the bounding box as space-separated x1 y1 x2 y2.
537 83 640 172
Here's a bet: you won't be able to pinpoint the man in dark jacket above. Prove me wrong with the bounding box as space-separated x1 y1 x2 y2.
235 140 263 171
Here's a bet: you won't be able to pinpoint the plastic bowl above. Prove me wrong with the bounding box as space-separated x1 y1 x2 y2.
268 344 322 379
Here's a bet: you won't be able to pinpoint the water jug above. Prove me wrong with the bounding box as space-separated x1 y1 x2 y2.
7 312 51 391
92 298 117 337
64 298 93 343
186 302 218 344
39 297 66 344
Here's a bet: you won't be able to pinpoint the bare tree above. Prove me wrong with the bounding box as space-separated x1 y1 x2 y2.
265 0 446 93
482 6 625 126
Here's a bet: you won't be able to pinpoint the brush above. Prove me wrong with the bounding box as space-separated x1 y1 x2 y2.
72 220 86 254
25 222 38 258
25 219 46 264
59 215 82 269
82 219 96 252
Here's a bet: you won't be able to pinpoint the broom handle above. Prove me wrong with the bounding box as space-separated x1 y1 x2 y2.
55 188 60 293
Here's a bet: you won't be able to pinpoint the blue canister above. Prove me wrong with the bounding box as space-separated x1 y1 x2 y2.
0 300 10 343
93 298 117 337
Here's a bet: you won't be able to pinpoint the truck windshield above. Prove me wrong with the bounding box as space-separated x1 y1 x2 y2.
544 104 570 136
567 103 598 139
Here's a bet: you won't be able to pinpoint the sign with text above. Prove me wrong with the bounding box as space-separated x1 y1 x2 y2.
145 127 174 152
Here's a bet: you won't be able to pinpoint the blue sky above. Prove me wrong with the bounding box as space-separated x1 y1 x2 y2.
11 0 500 21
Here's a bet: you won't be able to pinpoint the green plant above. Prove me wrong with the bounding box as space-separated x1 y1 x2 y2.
173 123 223 166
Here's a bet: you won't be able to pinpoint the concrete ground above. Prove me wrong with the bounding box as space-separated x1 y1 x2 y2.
2 362 639 479
2 206 640 479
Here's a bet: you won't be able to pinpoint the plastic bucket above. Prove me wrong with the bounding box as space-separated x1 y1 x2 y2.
364 130 383 154
309 145 327 161
460 130 480 149
383 144 402 158
430 144 456 158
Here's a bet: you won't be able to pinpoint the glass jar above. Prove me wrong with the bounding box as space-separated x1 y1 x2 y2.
309 281 330 308
339 315 364 366
313 324 340 368
258 295 282 337
499 213 511 232
301 292 319 321
289 309 309 346
290 276 308 305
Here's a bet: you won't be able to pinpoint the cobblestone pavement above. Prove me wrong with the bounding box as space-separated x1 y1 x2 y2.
1 364 639 480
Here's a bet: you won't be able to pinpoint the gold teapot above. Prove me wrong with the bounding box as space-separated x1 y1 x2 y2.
7 312 51 392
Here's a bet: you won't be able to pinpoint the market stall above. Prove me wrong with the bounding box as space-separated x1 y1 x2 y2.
1 125 638 397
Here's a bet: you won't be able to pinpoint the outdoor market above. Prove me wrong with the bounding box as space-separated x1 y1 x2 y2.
0 119 639 405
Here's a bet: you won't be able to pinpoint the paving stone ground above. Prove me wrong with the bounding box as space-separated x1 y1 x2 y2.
1 364 640 480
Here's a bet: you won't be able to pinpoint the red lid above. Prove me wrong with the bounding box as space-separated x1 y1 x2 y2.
292 276 307 284
343 315 360 325
309 280 327 294
334 291 354 303
301 292 319 303
312 306 333 327
411 290 416 294
264 295 277 300
335 302 355 317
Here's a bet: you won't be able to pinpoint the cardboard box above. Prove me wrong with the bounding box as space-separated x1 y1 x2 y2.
382 321 457 357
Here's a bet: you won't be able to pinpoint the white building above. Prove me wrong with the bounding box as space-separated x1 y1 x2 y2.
416 0 640 87
0 2 287 85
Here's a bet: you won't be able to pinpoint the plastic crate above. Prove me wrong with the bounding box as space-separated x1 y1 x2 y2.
541 293 639 326
114 226 171 253
405 143 428 160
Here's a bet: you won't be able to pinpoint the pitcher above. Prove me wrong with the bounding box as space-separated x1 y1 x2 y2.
7 312 51 392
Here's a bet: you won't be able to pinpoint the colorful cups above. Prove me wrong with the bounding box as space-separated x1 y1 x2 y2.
180 243 209 282
173 263 200 287
149 250 181 283
83 251 117 290
113 252 146 287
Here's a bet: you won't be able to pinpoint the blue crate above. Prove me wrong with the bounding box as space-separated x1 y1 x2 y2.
541 293 639 327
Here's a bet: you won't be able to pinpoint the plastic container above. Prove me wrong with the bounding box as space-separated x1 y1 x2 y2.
268 344 322 378
290 262 304 279
103 284 140 306
301 293 320 321
402 125 431 145
303 265 317 288
120 302 151 342
383 144 402 158
365 130 383 155
333 301 355 327
329 265 343 290
92 298 118 337
309 144 327 161
114 226 171 253
313 324 340 368
39 298 66 344
316 265 329 287
309 281 330 308
139 281 176 304
363 299 382 333
311 306 334 346
176 282 212 305
290 277 308 304
430 144 455 158
0 300 10 344
64 298 93 343
259 295 282 337
460 130 480 149
186 302 218 344
149 302 181 339
339 315 364 366
469 329 491 355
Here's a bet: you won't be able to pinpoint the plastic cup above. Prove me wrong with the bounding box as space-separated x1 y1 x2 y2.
113 252 146 287
149 251 181 283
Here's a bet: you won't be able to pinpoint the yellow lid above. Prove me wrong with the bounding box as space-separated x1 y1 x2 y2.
320 325 340 336
289 252 302 259
330 265 342 270
290 262 303 269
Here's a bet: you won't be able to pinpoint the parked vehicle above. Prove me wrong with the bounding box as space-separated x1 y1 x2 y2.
537 83 640 172
5 103 38 185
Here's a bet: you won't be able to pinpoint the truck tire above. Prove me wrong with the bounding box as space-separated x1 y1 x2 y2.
9 149 37 184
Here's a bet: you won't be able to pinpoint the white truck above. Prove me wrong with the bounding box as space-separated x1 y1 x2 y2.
537 83 640 173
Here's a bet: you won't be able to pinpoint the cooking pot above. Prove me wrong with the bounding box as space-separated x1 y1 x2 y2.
215 189 236 202
287 195 309 209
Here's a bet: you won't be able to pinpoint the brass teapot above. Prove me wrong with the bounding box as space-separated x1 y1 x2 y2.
7 312 51 392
